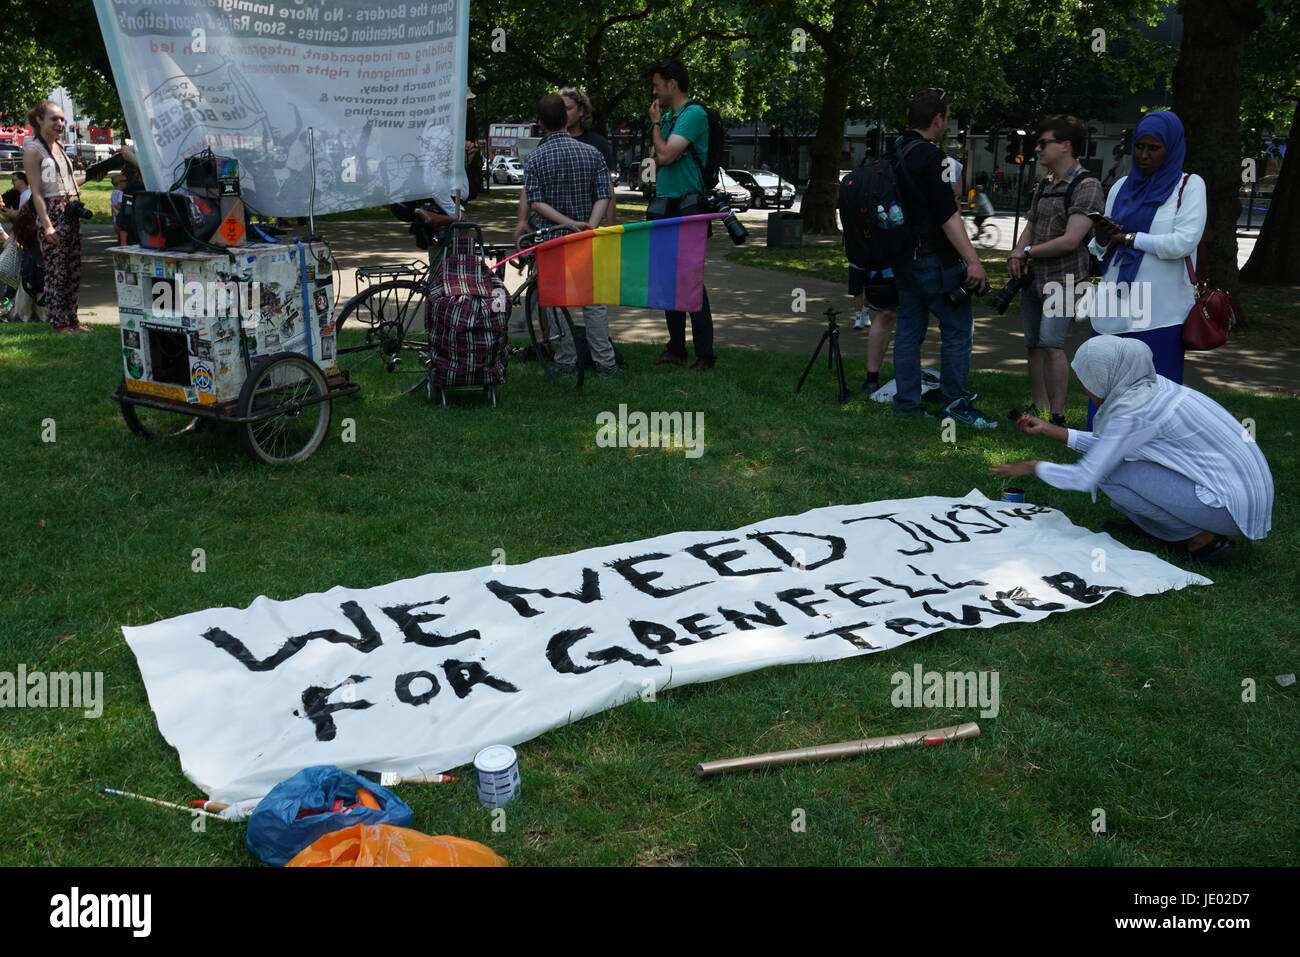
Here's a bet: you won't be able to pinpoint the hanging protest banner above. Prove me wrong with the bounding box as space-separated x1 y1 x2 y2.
91 0 470 215
122 492 1210 806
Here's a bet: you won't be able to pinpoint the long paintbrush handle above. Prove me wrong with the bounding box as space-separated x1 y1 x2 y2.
695 722 980 777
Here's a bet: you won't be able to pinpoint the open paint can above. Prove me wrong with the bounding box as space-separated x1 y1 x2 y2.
474 745 521 808
1001 487 1026 503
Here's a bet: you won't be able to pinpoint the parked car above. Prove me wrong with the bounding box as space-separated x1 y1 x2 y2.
490 156 524 184
727 169 795 209
715 170 752 211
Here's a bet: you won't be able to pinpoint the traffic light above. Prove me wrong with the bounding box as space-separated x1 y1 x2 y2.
1120 128 1132 154
1006 130 1028 165
985 129 998 154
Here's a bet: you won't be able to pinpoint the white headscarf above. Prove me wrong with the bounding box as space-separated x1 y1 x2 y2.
1071 336 1160 435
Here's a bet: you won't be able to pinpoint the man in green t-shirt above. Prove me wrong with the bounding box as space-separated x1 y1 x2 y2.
647 58 714 372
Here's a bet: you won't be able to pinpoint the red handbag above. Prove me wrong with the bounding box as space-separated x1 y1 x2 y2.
1173 174 1238 350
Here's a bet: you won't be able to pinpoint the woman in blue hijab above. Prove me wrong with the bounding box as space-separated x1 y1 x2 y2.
1085 110 1206 426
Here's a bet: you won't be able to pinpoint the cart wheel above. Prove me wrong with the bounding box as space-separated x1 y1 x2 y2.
119 379 206 439
524 281 586 390
485 384 498 408
236 354 331 464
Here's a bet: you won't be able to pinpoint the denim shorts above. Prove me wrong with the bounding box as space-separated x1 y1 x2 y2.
1021 284 1070 349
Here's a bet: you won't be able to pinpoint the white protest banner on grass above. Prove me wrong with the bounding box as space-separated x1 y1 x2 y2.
122 492 1210 805
92 0 469 215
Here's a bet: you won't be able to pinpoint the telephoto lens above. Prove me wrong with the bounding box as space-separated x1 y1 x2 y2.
989 273 1031 314
66 200 93 221
705 190 748 245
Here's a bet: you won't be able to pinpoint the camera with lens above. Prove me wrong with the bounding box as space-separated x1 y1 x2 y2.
988 272 1032 314
704 190 748 245
65 199 93 221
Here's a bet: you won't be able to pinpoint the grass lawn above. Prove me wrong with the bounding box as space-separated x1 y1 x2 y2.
728 243 1300 354
0 317 1295 867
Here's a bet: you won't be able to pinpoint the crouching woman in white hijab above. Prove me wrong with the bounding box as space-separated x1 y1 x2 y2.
991 336 1272 563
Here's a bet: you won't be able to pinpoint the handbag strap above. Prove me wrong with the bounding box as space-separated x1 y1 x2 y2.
1173 173 1204 288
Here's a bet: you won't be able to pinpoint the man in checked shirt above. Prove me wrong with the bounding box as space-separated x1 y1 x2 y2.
522 94 614 376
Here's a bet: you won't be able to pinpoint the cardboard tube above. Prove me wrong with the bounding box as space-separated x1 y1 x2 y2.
695 722 980 777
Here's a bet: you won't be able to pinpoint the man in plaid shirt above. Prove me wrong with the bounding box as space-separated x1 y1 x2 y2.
1007 115 1105 428
523 94 614 375
524 95 611 235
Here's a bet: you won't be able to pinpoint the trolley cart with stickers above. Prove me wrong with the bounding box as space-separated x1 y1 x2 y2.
107 240 359 464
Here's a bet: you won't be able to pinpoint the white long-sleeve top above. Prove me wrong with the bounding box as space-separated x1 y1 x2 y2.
1034 378 1273 540
1087 173 1206 335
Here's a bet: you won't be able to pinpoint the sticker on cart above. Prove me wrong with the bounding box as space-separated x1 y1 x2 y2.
122 329 141 349
263 332 281 348
184 387 199 404
191 336 213 360
116 277 142 308
320 335 335 361
124 349 145 380
190 361 215 394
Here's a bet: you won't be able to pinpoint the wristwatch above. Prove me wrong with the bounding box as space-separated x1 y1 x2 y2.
1124 233 1136 248
1023 245 1033 259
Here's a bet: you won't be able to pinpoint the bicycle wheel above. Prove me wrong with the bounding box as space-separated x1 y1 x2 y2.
334 279 430 389
119 380 207 439
524 280 585 389
236 354 331 464
976 224 1001 248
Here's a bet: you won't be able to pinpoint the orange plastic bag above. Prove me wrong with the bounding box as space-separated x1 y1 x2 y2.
286 823 508 867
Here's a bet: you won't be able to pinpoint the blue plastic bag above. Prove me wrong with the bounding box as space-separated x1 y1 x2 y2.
246 766 414 866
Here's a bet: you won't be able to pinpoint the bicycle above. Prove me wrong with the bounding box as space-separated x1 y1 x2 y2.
331 222 588 396
966 214 1001 248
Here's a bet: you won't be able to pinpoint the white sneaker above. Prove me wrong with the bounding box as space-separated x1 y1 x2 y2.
852 310 871 329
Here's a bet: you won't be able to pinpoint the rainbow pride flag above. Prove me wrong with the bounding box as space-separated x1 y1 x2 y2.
535 214 724 312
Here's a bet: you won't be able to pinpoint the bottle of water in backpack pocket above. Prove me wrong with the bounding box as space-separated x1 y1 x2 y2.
876 204 890 228
887 202 904 227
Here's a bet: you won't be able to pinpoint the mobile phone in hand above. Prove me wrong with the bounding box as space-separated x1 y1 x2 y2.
1087 212 1109 223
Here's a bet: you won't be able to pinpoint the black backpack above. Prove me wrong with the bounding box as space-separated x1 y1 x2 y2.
1030 170 1103 276
680 99 725 191
838 137 924 272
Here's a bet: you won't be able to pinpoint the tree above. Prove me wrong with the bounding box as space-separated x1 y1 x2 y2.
747 0 1166 234
1239 1 1299 284
0 12 62 124
0 2 125 129
1169 0 1267 297
469 0 751 142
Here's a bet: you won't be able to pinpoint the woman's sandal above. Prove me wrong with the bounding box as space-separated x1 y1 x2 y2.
1184 534 1234 563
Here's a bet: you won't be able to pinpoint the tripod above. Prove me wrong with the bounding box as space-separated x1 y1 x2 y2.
795 307 851 404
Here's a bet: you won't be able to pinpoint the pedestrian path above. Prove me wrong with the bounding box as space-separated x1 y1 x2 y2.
70 206 1294 397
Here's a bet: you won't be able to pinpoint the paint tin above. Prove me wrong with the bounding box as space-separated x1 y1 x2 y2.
474 745 521 808
1001 487 1026 503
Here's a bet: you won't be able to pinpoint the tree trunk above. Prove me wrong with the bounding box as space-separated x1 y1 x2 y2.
800 15 852 235
1240 97 1300 284
1169 0 1265 297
